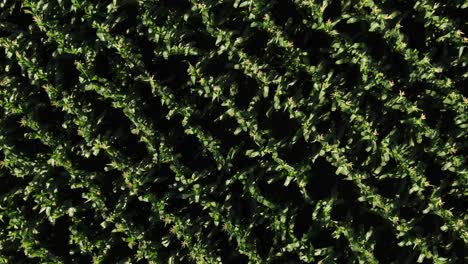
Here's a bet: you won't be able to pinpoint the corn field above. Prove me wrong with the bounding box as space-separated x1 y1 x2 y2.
0 0 467 263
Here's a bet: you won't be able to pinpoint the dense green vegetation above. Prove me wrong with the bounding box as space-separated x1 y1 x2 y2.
0 0 467 263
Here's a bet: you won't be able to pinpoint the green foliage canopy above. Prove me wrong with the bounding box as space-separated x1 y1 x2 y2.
0 0 467 263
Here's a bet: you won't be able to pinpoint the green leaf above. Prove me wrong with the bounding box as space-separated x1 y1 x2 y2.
284 176 293 186
263 86 269 98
